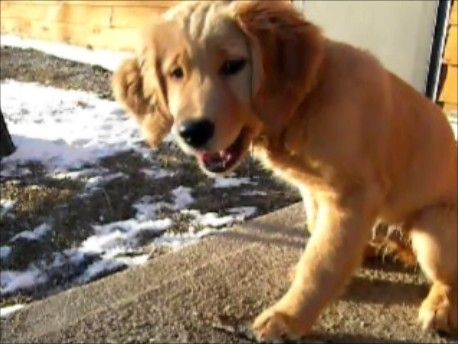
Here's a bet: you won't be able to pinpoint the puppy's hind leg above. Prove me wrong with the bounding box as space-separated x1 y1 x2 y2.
410 203 457 334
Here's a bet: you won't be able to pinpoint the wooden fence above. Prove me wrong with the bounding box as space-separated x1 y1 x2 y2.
440 1 458 115
0 1 177 51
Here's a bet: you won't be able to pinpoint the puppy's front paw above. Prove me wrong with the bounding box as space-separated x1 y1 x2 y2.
418 286 457 334
252 306 305 342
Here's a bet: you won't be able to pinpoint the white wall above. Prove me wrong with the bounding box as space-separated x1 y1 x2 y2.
294 0 439 92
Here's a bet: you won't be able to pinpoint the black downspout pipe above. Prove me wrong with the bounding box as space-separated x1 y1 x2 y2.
0 110 16 159
425 0 452 100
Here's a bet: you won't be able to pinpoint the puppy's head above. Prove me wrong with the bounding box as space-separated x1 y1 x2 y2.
113 1 324 176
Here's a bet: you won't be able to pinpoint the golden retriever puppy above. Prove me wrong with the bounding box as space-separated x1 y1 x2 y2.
113 1 457 340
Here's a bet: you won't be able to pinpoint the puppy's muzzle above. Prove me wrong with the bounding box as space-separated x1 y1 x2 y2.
179 120 215 148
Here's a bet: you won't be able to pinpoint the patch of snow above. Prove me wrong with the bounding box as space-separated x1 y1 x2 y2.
132 187 194 220
76 259 126 284
85 172 127 190
10 223 52 242
229 206 257 219
115 254 150 267
0 249 97 296
154 228 222 250
46 249 89 272
1 35 133 72
0 304 25 318
0 246 12 261
196 212 237 228
181 207 256 229
0 166 32 179
4 136 94 172
171 186 195 209
0 267 47 296
213 177 255 188
141 168 173 179
241 190 267 196
80 218 173 259
0 199 15 217
1 80 143 171
94 218 173 237
52 168 109 180
132 196 172 221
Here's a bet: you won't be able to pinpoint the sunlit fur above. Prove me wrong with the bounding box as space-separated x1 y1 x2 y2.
113 1 457 340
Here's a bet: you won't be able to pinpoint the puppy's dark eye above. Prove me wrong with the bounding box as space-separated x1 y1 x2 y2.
219 59 247 76
169 67 184 80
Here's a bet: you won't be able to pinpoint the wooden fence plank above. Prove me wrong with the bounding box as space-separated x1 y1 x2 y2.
111 6 163 28
451 1 457 26
46 4 112 26
84 27 142 51
67 1 177 7
443 102 458 114
440 65 458 105
2 1 178 7
444 25 457 66
2 3 168 27
2 1 60 6
0 1 176 51
1 3 54 21
1 17 142 51
2 3 167 28
1 17 32 37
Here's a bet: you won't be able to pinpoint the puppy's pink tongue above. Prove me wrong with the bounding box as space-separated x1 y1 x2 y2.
202 152 220 165
202 150 232 172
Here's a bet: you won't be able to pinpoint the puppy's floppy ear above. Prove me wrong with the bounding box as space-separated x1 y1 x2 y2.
112 56 172 148
112 58 149 118
233 1 325 135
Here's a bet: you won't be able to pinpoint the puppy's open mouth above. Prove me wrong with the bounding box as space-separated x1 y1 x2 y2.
198 128 249 174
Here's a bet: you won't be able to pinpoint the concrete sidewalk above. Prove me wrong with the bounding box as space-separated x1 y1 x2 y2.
2 204 456 343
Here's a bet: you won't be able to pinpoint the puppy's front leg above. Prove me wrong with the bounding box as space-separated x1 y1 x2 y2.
253 188 379 341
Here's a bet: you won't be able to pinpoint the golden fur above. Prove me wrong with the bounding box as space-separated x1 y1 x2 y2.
113 1 457 340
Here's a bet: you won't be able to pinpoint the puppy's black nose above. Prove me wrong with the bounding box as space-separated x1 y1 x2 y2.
179 120 215 148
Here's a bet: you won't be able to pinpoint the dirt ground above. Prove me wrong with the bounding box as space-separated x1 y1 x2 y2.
0 47 301 306
0 46 113 99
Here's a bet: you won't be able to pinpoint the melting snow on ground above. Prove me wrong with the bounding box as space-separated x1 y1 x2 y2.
80 218 174 258
140 168 173 179
10 223 51 242
76 259 127 284
0 246 12 261
0 199 16 217
182 206 257 229
0 78 258 299
0 184 257 297
154 227 222 250
0 304 25 318
84 172 128 191
171 186 195 209
241 190 267 196
1 268 47 296
213 177 255 188
1 80 144 172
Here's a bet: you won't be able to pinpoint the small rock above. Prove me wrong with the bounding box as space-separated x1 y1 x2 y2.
0 245 12 263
